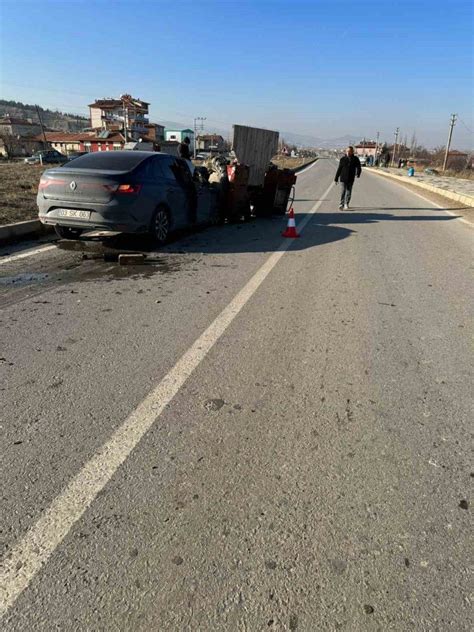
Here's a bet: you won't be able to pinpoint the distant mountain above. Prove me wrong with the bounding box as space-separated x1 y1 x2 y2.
279 131 361 148
157 119 195 131
0 99 89 132
156 120 359 149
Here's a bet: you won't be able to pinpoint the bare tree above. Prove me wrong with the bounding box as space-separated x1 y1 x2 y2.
401 134 408 159
410 131 417 158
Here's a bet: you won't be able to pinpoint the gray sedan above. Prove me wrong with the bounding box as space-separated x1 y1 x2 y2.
37 151 217 244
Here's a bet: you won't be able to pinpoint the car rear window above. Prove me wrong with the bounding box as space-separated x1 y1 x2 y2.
62 151 151 171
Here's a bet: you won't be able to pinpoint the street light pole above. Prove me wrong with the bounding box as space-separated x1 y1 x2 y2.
375 131 380 163
122 98 129 143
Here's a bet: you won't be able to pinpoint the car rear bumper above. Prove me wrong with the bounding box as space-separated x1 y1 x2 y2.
38 202 149 234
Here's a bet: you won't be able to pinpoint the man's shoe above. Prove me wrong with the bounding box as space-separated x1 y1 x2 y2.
344 204 349 210
338 204 344 210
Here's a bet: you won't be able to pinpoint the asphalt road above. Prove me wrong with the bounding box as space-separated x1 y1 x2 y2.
1 159 472 631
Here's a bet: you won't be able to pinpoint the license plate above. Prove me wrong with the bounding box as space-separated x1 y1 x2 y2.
57 209 90 219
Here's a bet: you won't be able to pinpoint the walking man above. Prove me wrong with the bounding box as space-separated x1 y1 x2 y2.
178 136 192 160
335 146 362 210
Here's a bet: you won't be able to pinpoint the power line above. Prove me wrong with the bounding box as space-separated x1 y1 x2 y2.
457 117 473 135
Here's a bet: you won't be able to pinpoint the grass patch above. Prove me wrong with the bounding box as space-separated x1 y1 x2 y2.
0 162 49 225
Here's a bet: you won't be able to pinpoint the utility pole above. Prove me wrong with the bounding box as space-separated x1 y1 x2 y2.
35 104 48 146
391 127 399 167
442 113 457 171
122 98 129 143
375 131 380 163
193 116 206 158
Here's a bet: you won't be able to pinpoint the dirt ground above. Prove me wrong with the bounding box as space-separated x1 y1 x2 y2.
0 162 48 225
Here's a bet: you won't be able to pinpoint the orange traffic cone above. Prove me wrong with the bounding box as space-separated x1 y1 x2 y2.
282 208 300 238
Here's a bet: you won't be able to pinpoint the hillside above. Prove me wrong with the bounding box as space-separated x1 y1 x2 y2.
0 99 89 132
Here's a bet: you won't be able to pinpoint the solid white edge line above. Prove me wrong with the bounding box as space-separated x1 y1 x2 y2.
294 159 319 175
365 169 473 228
0 244 56 265
0 183 335 617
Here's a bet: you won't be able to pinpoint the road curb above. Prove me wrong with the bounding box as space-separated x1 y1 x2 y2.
368 168 474 207
0 220 53 246
294 158 318 173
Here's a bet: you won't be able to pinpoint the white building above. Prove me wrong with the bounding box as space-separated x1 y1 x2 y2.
164 128 194 148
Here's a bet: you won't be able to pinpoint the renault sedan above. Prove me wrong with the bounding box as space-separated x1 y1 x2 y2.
37 151 211 244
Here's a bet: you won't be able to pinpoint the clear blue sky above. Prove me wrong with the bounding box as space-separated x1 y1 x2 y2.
0 0 473 147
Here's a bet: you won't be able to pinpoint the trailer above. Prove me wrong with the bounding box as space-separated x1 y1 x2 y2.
232 124 279 187
231 124 296 217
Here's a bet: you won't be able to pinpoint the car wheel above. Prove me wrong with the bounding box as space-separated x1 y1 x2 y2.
151 205 171 245
54 226 83 239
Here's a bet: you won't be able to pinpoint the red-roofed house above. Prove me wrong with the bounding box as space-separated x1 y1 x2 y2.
30 131 127 153
445 149 470 169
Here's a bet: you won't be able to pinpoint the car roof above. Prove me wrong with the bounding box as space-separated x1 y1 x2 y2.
58 150 176 171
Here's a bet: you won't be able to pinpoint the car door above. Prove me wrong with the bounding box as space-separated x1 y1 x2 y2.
160 156 191 229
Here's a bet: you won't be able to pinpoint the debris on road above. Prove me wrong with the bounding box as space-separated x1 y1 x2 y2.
118 253 146 265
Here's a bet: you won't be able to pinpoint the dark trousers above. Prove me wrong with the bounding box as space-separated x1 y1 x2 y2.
339 181 353 206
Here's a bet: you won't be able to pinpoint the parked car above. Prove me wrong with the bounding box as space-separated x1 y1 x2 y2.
358 155 367 166
25 150 68 165
67 151 88 161
37 151 218 244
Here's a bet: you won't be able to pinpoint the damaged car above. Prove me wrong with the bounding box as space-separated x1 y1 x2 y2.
37 151 218 244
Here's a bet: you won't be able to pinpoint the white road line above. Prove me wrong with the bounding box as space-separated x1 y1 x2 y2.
0 244 56 265
0 183 335 617
295 159 319 175
365 170 473 227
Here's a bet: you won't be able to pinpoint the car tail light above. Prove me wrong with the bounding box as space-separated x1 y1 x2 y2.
116 184 142 194
38 177 66 190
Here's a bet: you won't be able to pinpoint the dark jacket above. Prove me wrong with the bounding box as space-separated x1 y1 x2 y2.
178 141 191 160
335 155 362 184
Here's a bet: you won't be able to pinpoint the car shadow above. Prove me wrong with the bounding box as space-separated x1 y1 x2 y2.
293 198 331 202
94 209 460 256
95 216 354 256
347 206 468 212
312 212 461 225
